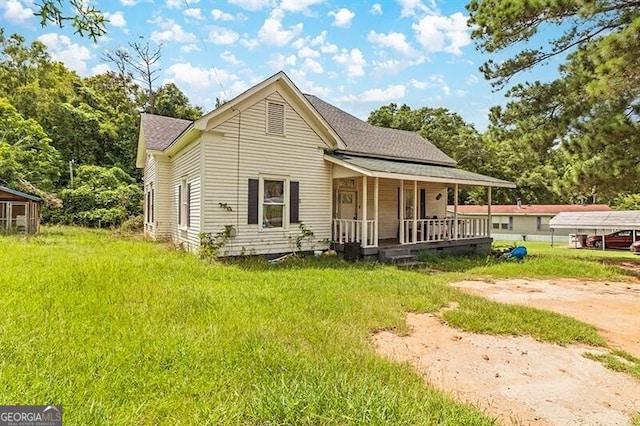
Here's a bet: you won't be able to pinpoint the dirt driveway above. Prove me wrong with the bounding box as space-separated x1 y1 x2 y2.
373 279 640 425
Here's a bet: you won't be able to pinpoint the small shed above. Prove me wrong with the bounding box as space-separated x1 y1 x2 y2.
549 210 640 248
0 186 42 234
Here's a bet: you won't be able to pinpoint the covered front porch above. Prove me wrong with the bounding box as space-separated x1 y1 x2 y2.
325 153 515 259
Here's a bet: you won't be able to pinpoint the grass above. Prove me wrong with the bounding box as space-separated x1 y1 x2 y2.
583 350 640 380
0 228 636 424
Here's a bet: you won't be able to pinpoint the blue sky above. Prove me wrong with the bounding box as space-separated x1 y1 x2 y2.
0 0 537 130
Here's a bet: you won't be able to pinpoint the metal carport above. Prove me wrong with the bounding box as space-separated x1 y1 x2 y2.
549 210 640 249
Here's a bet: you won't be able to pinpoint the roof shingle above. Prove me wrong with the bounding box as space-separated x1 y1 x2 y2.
305 94 456 166
141 113 192 151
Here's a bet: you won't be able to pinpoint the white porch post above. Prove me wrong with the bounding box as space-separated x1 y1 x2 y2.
362 176 368 247
488 186 492 238
399 179 404 244
412 180 418 243
374 177 379 247
454 184 459 240
330 167 334 243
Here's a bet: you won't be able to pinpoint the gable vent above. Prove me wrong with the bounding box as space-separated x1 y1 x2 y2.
267 102 285 135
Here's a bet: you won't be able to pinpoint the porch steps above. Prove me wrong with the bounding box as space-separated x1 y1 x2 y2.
381 248 425 268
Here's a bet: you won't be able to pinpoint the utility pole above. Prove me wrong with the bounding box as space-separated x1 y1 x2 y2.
69 159 75 188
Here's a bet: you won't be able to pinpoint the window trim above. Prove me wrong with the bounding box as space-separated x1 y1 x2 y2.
258 175 289 231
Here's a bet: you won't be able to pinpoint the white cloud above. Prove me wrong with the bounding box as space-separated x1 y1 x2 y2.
120 0 137 5
370 3 382 15
150 20 197 44
409 79 427 89
165 62 237 93
429 74 450 95
91 63 111 75
332 48 366 77
372 59 416 74
221 50 242 65
367 31 419 57
302 58 323 74
166 0 180 8
298 46 319 58
412 12 471 55
338 85 406 103
184 8 204 20
208 26 239 45
267 53 297 69
287 69 332 98
228 0 274 11
258 9 303 47
328 8 355 28
466 74 480 84
280 0 324 12
212 9 234 21
1 0 34 23
397 0 436 18
293 31 337 55
37 33 92 75
105 11 127 27
240 37 259 49
180 43 200 53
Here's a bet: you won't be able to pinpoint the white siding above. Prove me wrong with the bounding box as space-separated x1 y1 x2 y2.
201 92 332 256
360 178 448 240
168 141 202 251
154 156 172 238
143 154 157 238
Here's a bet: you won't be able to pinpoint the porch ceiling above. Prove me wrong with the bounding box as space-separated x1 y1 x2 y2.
325 153 516 188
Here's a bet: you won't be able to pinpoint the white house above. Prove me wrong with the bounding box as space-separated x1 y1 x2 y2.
136 72 514 258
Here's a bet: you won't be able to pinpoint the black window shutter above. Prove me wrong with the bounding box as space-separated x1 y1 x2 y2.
151 188 155 222
248 179 259 224
420 188 426 219
397 187 400 219
186 183 191 227
290 181 299 224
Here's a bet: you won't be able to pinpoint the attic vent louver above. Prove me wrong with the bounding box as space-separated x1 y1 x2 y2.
267 102 285 135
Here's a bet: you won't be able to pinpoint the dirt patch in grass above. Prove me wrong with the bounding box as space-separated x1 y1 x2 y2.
452 279 640 357
373 279 640 425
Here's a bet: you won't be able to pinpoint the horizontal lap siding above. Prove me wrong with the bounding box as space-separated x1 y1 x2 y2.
155 156 172 238
169 141 201 251
203 91 331 256
365 179 447 239
143 155 157 238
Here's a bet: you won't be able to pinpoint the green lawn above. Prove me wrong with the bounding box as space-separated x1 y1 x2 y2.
0 228 636 424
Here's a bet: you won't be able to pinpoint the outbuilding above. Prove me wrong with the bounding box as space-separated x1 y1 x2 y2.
0 186 42 234
549 210 640 248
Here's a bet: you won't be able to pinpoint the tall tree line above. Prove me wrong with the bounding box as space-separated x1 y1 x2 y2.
0 30 202 225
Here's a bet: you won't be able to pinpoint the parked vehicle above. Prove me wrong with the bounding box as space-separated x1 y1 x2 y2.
631 240 640 253
585 230 640 249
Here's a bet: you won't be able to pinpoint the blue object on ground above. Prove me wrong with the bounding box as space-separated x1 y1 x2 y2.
506 246 527 260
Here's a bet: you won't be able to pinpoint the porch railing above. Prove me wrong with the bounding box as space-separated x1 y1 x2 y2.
402 218 489 244
332 219 376 247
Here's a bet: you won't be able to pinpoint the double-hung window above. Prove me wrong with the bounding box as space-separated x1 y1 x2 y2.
178 179 191 228
146 184 154 223
247 177 299 229
262 179 285 228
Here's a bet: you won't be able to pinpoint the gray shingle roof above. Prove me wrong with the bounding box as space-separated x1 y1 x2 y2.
305 94 456 166
327 153 515 187
141 113 193 151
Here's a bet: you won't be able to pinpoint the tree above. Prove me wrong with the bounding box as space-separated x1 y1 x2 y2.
35 0 106 41
467 0 640 202
154 82 203 120
368 103 487 172
53 165 143 227
0 98 61 192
